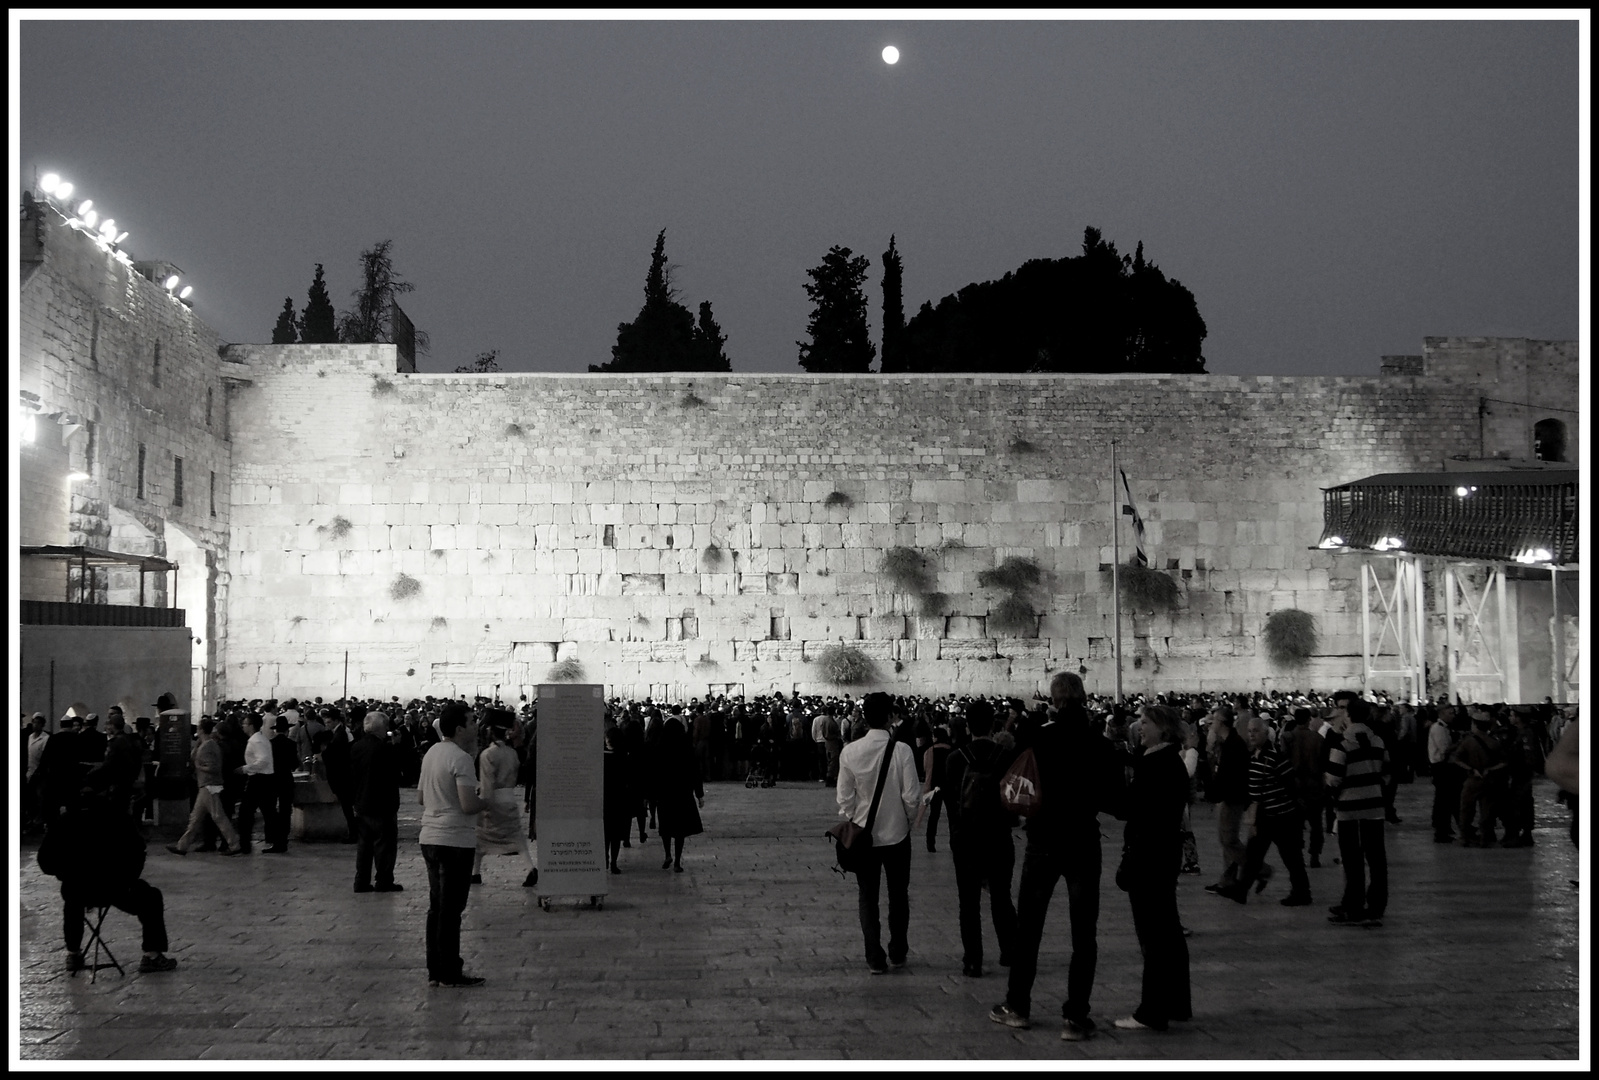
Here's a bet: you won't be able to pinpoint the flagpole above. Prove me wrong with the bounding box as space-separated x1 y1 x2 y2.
1111 440 1123 706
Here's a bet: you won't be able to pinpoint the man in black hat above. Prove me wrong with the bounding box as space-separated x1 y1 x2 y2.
265 715 300 853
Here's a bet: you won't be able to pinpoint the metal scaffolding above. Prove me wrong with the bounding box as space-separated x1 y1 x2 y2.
1360 554 1427 702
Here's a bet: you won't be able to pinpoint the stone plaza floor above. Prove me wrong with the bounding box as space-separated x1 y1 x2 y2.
11 774 1586 1064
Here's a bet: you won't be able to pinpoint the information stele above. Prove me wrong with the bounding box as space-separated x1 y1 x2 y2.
534 684 607 900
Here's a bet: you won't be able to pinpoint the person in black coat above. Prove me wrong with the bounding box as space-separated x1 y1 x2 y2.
320 710 357 842
265 717 300 853
1114 705 1192 1033
349 711 402 892
602 726 634 873
651 717 703 872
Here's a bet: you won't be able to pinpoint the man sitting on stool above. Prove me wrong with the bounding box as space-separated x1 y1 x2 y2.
37 791 178 973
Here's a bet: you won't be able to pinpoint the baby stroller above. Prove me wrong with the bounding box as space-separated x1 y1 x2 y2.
744 736 778 788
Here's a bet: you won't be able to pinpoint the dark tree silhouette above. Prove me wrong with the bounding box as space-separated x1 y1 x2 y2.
271 297 298 344
454 349 503 373
337 240 430 354
797 246 875 373
297 263 339 344
689 301 732 371
593 230 729 372
879 235 906 374
899 227 1206 374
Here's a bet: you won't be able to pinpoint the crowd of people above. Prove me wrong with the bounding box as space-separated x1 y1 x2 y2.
23 681 1579 1033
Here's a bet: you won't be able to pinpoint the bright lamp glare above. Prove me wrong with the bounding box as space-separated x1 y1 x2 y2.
20 411 37 444
1318 536 1345 549
82 210 99 228
40 173 61 194
179 285 193 299
98 219 117 238
114 231 129 244
164 275 180 291
76 200 93 215
54 182 74 201
1455 486 1470 497
67 471 91 483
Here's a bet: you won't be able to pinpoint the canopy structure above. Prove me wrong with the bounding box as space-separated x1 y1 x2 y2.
21 545 178 607
1315 470 1579 705
1318 469 1578 568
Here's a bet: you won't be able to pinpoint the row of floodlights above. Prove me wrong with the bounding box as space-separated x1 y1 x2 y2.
1319 534 1555 564
36 173 193 300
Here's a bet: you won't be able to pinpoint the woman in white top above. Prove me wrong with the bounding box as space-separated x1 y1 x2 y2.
472 713 537 888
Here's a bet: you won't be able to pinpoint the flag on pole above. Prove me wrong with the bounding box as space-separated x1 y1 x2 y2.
1119 469 1148 567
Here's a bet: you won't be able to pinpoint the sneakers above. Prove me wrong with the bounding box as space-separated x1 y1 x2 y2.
522 870 538 888
1113 1015 1162 1031
429 974 485 988
1280 893 1313 906
989 1003 1031 1029
867 961 888 975
65 951 85 973
1061 1017 1095 1041
138 954 178 973
166 844 187 857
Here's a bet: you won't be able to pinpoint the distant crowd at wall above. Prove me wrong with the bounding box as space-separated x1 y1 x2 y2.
18 201 1581 713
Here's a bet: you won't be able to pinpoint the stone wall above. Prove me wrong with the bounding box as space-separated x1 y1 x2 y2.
19 206 230 708
220 346 1493 701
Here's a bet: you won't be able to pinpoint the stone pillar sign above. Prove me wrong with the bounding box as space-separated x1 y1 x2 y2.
153 710 192 829
534 684 606 904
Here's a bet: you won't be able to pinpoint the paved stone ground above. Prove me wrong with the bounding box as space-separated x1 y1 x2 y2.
13 776 1583 1063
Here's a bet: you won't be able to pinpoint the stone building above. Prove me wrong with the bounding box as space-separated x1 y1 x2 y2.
17 184 1581 714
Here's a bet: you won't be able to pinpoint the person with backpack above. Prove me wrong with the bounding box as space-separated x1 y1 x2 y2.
940 699 1019 978
921 726 954 852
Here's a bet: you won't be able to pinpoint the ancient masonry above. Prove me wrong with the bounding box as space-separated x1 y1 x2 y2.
19 200 1580 706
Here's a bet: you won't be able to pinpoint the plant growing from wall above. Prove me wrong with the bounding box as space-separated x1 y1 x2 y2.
818 643 875 685
824 490 853 508
390 573 421 601
322 515 352 540
979 555 1046 635
989 594 1037 635
1263 609 1318 668
1008 437 1040 454
882 546 934 595
1117 563 1180 611
504 422 524 438
430 616 448 630
681 391 708 408
702 542 725 568
548 656 586 682
372 376 396 396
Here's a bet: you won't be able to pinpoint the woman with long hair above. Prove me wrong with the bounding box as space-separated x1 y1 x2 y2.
472 711 537 888
1114 704 1192 1033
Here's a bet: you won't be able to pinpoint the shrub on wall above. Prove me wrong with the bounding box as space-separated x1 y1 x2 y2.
681 391 707 408
979 555 1046 635
818 643 875 685
882 546 934 594
977 556 1042 593
824 490 853 508
548 657 586 682
372 376 396 396
989 594 1037 635
390 573 421 600
1263 609 1318 668
1117 563 1180 611
323 515 352 540
702 542 725 568
1008 437 1040 454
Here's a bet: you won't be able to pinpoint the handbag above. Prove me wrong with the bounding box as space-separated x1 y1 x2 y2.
999 747 1042 817
827 737 897 876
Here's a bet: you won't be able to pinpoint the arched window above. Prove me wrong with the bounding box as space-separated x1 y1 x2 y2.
1534 418 1567 462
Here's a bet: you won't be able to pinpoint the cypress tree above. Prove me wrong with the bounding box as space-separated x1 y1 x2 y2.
879 235 905 373
271 297 298 344
297 264 339 344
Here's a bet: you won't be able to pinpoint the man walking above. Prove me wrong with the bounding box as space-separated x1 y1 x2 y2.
418 702 490 987
1324 691 1391 927
234 714 274 853
1218 716 1311 906
1428 705 1462 842
835 692 921 974
942 698 1019 977
1203 709 1251 894
351 711 403 892
167 718 242 856
991 672 1125 1041
265 716 299 853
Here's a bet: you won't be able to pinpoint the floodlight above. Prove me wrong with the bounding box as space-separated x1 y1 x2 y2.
40 173 60 194
1318 536 1345 549
114 231 129 244
54 182 73 200
1372 536 1404 552
98 219 117 238
1455 486 1470 497
164 274 180 291
82 210 98 228
76 199 93 215
67 471 90 482
179 285 193 299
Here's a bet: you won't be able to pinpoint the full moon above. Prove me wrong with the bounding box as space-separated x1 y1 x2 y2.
882 45 900 65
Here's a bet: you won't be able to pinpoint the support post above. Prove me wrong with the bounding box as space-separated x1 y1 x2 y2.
1495 565 1514 702
1361 561 1372 693
1550 568 1564 703
1413 555 1428 704
1111 440 1122 705
1445 564 1458 704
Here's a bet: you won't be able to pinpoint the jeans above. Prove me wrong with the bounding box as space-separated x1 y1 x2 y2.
355 812 399 888
1336 818 1387 917
62 878 168 955
1128 882 1191 1028
855 836 912 967
1431 766 1462 837
421 843 475 981
951 830 1016 969
175 787 240 852
1238 812 1310 898
1214 801 1248 885
1005 833 1101 1021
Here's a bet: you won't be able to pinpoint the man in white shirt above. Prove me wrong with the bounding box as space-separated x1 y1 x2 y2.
836 692 921 974
233 714 274 853
1428 705 1462 843
812 706 830 784
418 702 490 988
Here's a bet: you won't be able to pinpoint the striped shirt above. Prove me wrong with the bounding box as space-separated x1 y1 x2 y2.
1325 723 1390 822
1246 745 1300 819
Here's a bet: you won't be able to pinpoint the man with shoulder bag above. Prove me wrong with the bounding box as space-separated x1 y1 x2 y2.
834 692 921 974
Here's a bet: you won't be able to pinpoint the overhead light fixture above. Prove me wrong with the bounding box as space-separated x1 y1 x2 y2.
1372 536 1405 552
67 471 91 482
54 181 74 201
98 219 117 238
164 274 180 291
76 199 93 215
179 285 193 300
1514 547 1554 565
82 210 98 229
1318 536 1346 549
39 173 61 195
1455 486 1470 497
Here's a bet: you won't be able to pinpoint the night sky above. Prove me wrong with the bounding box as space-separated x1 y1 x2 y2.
16 17 1582 376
